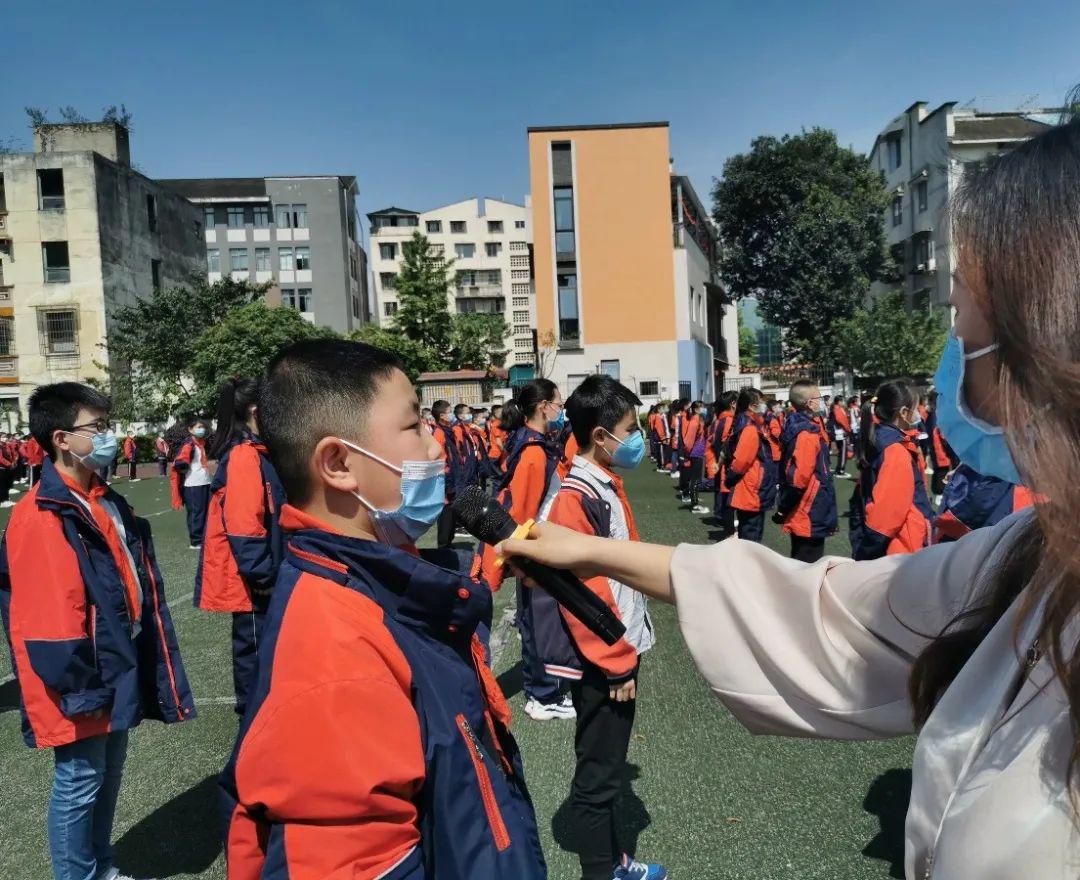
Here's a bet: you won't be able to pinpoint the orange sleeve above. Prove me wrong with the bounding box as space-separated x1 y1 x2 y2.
790 431 818 490
480 444 550 590
730 425 759 476
835 406 852 432
545 491 638 681
865 445 915 539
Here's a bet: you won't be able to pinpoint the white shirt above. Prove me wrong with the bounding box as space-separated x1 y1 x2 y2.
184 441 210 487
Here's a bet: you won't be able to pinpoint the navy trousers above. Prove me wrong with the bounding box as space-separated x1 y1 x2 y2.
182 484 211 547
516 578 562 704
231 600 268 716
736 509 765 543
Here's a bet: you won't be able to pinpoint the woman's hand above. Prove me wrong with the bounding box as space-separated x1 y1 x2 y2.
495 520 605 581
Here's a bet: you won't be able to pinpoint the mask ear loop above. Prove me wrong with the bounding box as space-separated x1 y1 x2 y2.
337 437 403 475
963 341 1000 361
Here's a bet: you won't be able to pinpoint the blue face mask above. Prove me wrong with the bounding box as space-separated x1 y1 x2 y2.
459 413 473 424
63 429 118 471
339 439 446 546
933 332 1022 484
547 403 566 431
603 428 646 470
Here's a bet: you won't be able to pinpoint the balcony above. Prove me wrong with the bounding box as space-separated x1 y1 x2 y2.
455 284 504 298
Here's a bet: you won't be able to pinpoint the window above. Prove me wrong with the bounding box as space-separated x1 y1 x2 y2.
483 269 502 284
457 298 504 314
557 272 579 344
352 295 361 319
37 169 65 211
426 220 442 233
515 338 532 350
278 247 294 271
295 247 310 270
296 288 311 311
293 204 308 228
515 219 526 229
639 380 659 397
207 249 220 272
230 248 249 272
888 136 902 170
146 194 157 232
485 242 502 258
509 255 529 269
281 288 295 308
917 180 928 212
554 186 575 255
255 248 271 271
599 360 620 380
228 206 246 228
512 284 531 298
511 269 530 280
253 205 270 228
151 259 161 290
275 204 292 228
380 272 396 289
450 221 467 234
204 206 216 228
349 253 358 279
384 301 398 316
455 243 475 259
679 381 692 401
487 220 503 233
891 196 903 227
379 243 397 260
916 234 935 267
689 287 696 321
0 315 14 357
42 241 71 283
39 309 78 356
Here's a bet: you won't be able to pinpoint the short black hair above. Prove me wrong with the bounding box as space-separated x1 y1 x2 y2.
259 339 404 504
28 382 111 461
431 400 450 419
566 374 641 449
454 402 470 416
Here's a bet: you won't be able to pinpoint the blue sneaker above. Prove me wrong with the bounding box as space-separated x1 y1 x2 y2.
613 852 668 879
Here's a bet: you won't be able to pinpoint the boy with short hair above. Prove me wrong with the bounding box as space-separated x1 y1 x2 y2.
0 382 194 880
222 340 546 879
534 373 666 880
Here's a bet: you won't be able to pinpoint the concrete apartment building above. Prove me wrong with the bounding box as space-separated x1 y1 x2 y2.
870 101 1055 311
527 122 738 404
0 122 204 422
367 198 534 365
160 176 369 333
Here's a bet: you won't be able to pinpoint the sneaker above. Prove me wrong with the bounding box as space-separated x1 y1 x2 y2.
834 472 851 479
691 505 710 514
925 466 934 475
99 870 157 880
654 467 666 474
524 697 576 721
679 494 691 504
0 501 14 508
189 544 201 550
669 470 680 479
614 853 668 879
129 478 142 483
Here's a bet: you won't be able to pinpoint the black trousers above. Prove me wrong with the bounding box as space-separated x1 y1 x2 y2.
570 664 638 880
183 484 211 546
833 436 847 474
0 468 11 502
677 457 690 496
931 468 948 497
736 509 765 542
231 598 268 717
713 492 736 538
790 535 825 563
436 502 456 548
686 456 704 507
127 459 138 480
158 456 168 477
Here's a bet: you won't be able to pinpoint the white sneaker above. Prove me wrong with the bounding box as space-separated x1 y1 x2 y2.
130 478 142 483
524 696 576 721
189 544 201 550
933 494 943 507
925 467 933 475
669 470 680 479
691 505 710 514
100 869 157 880
654 468 666 474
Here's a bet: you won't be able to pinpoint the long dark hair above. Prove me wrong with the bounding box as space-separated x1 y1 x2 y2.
209 377 259 459
909 101 1080 799
857 380 915 463
501 378 558 433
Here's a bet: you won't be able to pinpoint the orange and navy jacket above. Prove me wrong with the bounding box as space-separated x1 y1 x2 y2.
725 412 778 512
828 402 852 436
221 506 546 880
194 434 286 613
680 413 705 462
851 424 933 560
556 431 579 481
777 411 837 539
155 436 170 459
431 420 462 500
23 437 45 467
925 408 957 472
487 418 508 467
123 436 137 462
170 437 208 509
764 412 783 462
479 427 561 591
709 412 734 489
933 463 1036 544
0 458 195 748
668 412 680 450
0 441 16 469
451 422 480 494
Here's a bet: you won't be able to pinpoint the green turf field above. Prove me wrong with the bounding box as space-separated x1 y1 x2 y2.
0 466 913 879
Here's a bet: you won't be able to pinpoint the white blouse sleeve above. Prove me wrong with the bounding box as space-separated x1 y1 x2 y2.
670 510 1034 740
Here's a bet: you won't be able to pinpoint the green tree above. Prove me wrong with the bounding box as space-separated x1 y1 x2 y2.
449 313 509 370
834 293 948 377
348 324 443 382
188 302 337 415
712 128 893 363
737 310 757 371
393 232 455 359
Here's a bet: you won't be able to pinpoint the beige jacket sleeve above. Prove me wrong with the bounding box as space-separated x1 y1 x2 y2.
671 511 1033 740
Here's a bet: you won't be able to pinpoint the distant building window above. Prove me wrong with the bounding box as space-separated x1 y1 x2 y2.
228 206 246 228
278 247 294 271
450 221 467 234
295 247 310 270
639 380 660 397
384 301 398 316
379 243 397 260
891 196 903 227
600 359 620 380
39 309 78 356
916 234 934 267
455 243 475 259
380 272 396 290
487 220 503 233
349 253 358 279
558 272 580 344
917 180 928 212
146 194 158 232
457 297 504 314
352 295 361 319
253 205 270 228
293 204 308 229
281 288 295 308
514 220 526 229
151 259 161 290
296 288 311 311
554 186 575 255
255 248 271 271
42 241 71 283
485 242 501 257
275 204 292 228
888 136 902 170
204 206 216 228
0 315 14 357
37 169 65 211
230 248 249 272
207 249 220 272
426 220 442 233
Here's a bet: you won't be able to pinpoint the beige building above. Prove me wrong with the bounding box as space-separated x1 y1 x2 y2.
870 101 1056 311
0 122 204 421
367 198 534 366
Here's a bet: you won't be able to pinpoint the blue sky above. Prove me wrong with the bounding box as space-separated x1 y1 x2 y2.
5 0 1078 230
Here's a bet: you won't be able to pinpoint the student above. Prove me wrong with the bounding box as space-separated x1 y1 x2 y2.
925 390 956 505
710 392 738 537
849 381 933 560
222 340 546 879
652 403 670 473
774 380 837 563
0 383 194 880
916 393 932 468
123 430 139 482
23 434 45 487
430 400 462 548
932 462 1036 543
534 374 667 880
667 400 683 480
828 395 852 477
724 387 777 543
480 378 573 722
420 406 435 433
154 431 170 477
195 378 286 717
170 418 212 549
0 432 16 508
488 403 508 471
763 399 783 466
681 401 709 514
469 407 492 487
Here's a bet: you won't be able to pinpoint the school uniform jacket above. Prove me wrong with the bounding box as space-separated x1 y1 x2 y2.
725 412 778 513
828 403 852 437
155 437 170 459
170 437 208 509
432 421 462 500
123 436 137 462
22 437 45 467
933 463 1035 544
680 414 705 462
222 506 546 880
556 432 579 481
0 458 194 748
710 412 734 489
777 411 838 539
487 418 508 468
851 424 933 560
195 434 286 613
764 412 783 462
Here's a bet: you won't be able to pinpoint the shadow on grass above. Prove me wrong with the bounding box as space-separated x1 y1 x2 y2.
497 661 524 701
0 677 20 714
552 763 651 864
115 774 222 877
861 767 912 879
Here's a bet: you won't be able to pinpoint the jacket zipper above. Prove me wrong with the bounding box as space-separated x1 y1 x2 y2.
142 550 184 714
456 713 511 852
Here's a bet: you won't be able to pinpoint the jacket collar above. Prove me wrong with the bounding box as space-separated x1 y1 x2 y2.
876 422 919 453
35 458 136 541
786 410 822 434
571 454 623 492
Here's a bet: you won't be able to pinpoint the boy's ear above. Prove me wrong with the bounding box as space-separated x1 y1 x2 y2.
312 437 360 495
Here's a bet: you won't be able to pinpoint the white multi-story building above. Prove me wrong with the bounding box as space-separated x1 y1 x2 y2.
870 101 1056 311
367 198 534 366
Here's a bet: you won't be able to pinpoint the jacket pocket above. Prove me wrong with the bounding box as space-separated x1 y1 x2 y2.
456 713 511 852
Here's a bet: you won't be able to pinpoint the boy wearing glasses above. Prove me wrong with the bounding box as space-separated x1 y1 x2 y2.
0 382 195 880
